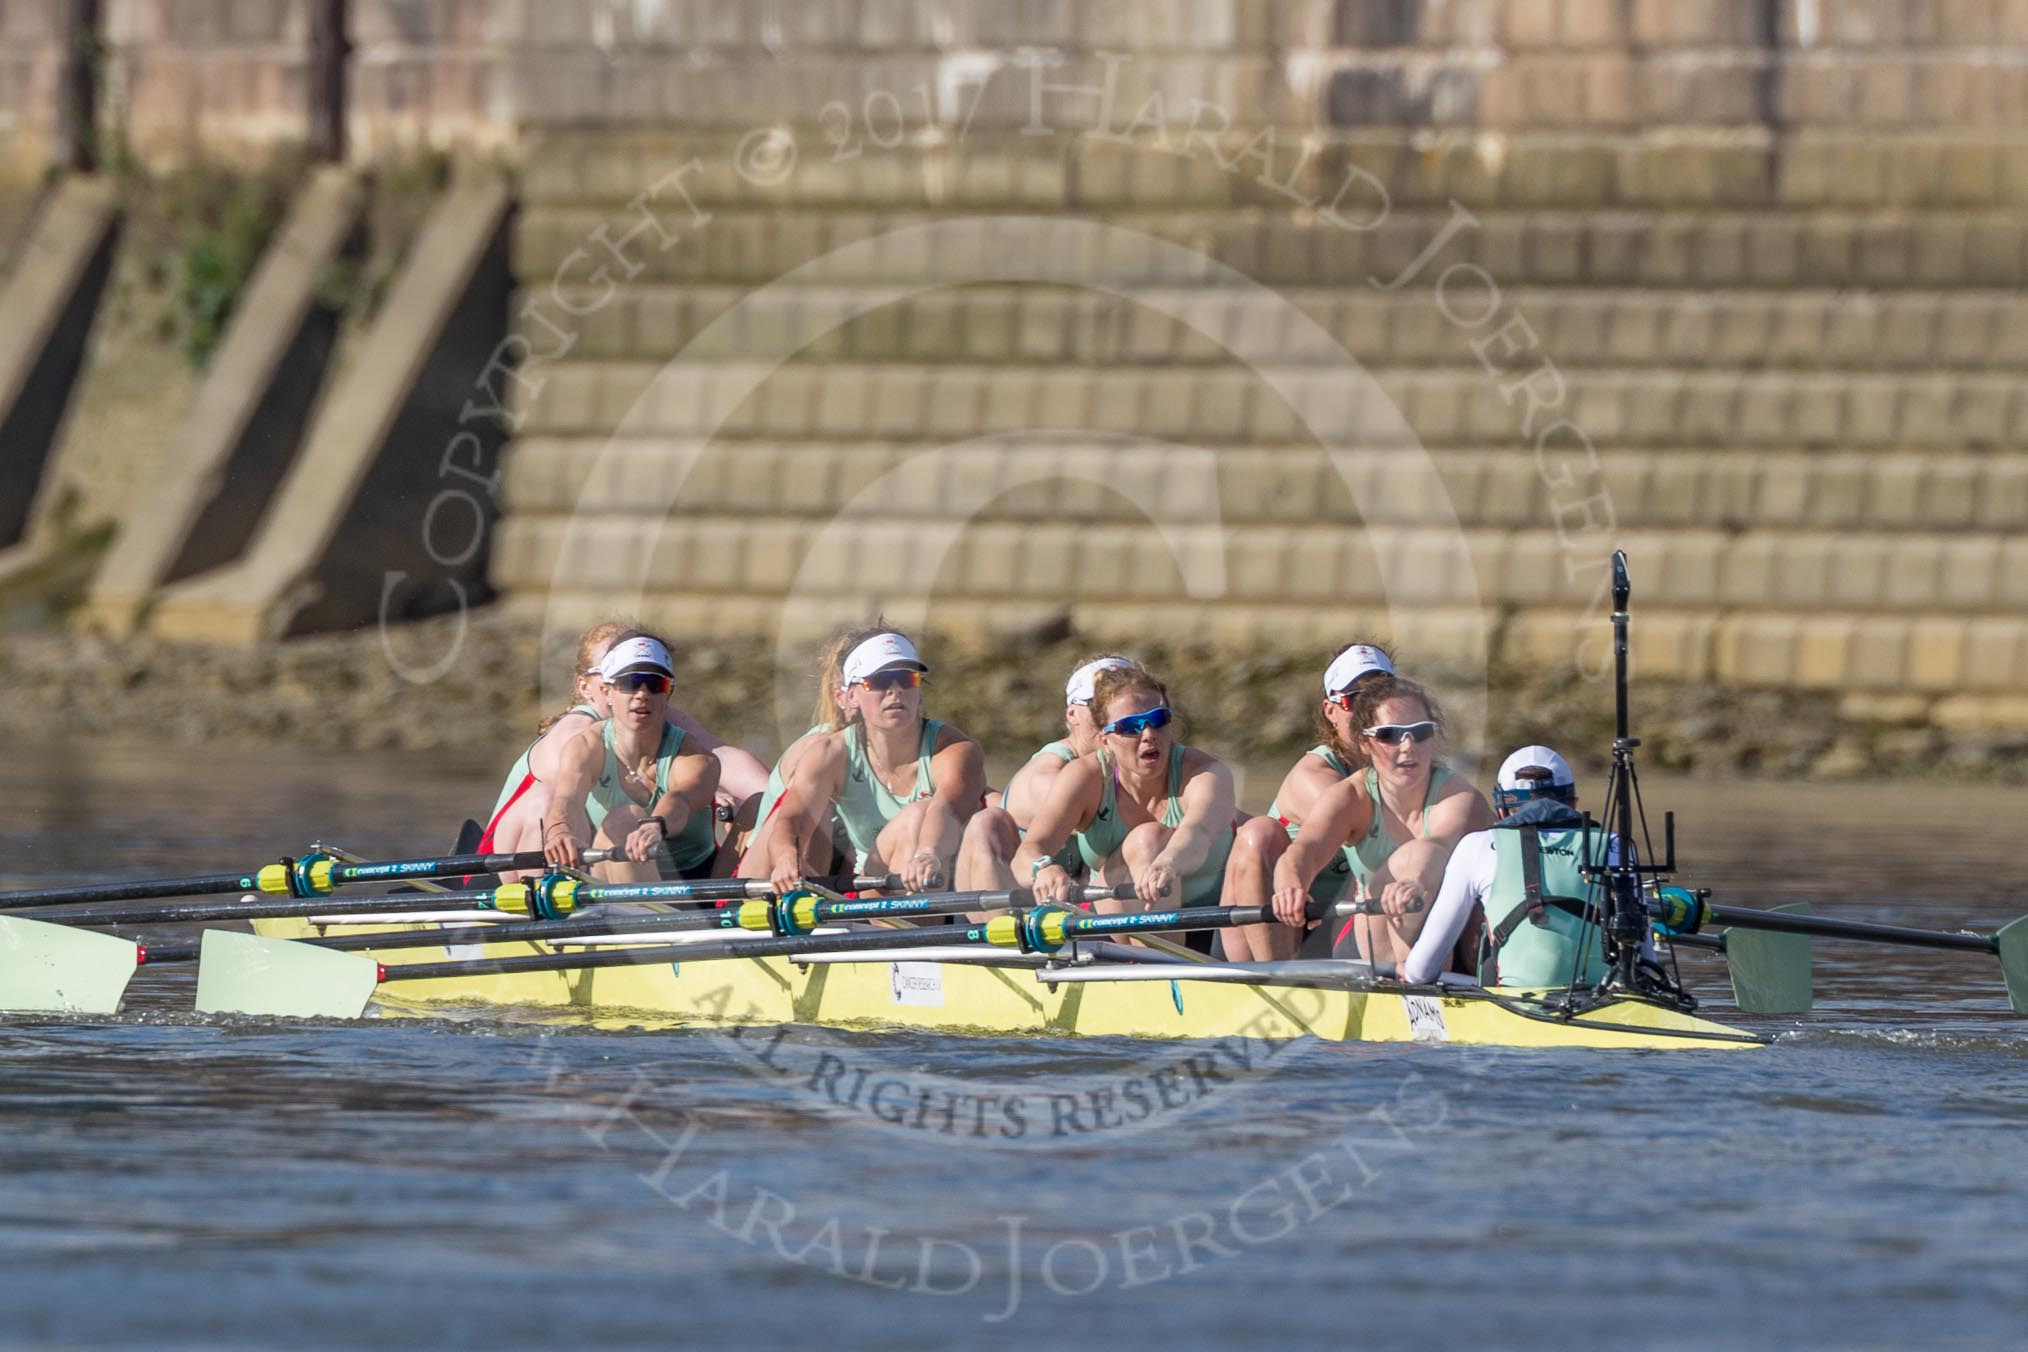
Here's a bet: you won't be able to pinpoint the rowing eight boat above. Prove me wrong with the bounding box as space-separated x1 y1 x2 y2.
238 913 1765 1049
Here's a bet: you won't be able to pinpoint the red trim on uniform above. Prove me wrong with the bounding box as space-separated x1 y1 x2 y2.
731 788 791 877
1334 915 1359 950
476 772 537 854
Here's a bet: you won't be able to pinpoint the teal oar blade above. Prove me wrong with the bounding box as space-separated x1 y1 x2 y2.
1722 901 1813 1015
195 930 382 1019
1994 917 2028 1015
0 915 139 1014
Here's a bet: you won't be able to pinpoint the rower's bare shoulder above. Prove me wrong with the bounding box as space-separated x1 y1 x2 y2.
1313 771 1371 814
930 722 981 755
1275 753 1343 817
664 704 721 748
1284 750 1345 791
561 718 607 757
802 726 851 763
542 718 607 782
1431 771 1493 810
533 708 597 752
1004 746 1065 795
1052 754 1106 798
1429 774 1495 830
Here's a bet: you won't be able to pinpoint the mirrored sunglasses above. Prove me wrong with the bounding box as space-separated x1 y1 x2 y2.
609 672 672 694
858 669 924 693
1363 720 1438 745
1102 706 1173 737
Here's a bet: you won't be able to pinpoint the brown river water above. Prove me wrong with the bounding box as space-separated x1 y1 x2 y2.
0 744 2023 1349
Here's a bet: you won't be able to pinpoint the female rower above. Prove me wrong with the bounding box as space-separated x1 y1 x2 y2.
952 653 1135 894
1269 674 1493 965
478 620 624 878
542 633 722 882
1221 642 1395 961
735 628 861 877
481 621 766 876
1013 665 1237 930
746 627 986 894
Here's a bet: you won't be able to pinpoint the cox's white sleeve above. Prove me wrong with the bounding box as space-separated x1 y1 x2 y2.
1401 831 1498 985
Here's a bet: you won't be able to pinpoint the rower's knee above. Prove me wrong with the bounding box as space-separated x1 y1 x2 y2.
1119 820 1171 868
961 806 1018 857
1229 816 1287 870
874 800 934 861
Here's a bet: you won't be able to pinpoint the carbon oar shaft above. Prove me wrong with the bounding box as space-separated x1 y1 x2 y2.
0 849 618 911
59 873 891 930
373 898 1364 985
153 884 1133 964
1706 902 1998 954
77 890 502 929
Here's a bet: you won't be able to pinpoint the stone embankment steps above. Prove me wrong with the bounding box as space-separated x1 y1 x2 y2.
494 516 2028 618
501 441 2028 534
469 0 2028 723
509 361 2024 450
515 206 2028 289
523 130 2028 212
534 285 2028 371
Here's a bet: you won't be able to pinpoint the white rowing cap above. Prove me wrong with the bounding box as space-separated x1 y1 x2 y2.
1497 745 1575 789
1065 656 1133 705
599 636 674 681
841 632 927 687
1323 644 1394 696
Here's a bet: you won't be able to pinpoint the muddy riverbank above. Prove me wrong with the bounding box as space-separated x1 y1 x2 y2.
7 609 2023 783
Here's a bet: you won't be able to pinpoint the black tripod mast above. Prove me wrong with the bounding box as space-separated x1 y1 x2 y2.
1604 550 1652 990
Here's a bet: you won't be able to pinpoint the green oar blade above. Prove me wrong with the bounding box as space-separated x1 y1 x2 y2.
194 930 380 1019
1723 901 1813 1015
0 915 139 1014
1993 917 2028 1015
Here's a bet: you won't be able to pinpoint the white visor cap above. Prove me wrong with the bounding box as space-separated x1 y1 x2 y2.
1496 745 1575 790
841 632 928 687
599 636 675 681
1323 644 1395 696
1065 657 1133 705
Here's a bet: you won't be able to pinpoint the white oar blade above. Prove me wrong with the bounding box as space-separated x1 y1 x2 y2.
1724 902 1813 1015
0 915 139 1014
195 930 380 1018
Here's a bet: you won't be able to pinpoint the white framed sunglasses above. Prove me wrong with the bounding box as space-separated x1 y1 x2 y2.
1363 721 1438 745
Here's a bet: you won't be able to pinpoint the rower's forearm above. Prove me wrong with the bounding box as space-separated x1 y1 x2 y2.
1276 841 1328 893
922 801 966 861
543 805 591 842
765 825 802 876
1156 823 1215 877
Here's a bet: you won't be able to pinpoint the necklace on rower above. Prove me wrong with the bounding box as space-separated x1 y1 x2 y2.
618 740 657 796
864 723 923 797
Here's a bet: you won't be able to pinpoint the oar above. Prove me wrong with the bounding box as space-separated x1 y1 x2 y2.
1657 889 2028 1014
0 875 900 1016
42 889 511 929
196 898 1375 1019
1647 888 1811 1015
0 846 624 911
39 874 896 929
169 883 1133 969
